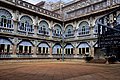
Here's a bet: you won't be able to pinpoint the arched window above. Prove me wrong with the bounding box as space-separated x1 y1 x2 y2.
53 43 62 54
78 21 90 36
65 43 74 55
65 25 74 37
0 38 13 54
53 24 62 37
37 42 50 55
19 16 33 32
77 42 90 56
0 9 13 28
38 20 49 35
18 41 33 54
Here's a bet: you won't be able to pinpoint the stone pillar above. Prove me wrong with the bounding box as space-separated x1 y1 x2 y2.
49 21 53 39
13 44 17 54
74 21 78 39
14 10 19 34
49 48 52 56
73 48 78 55
33 46 37 55
91 47 94 57
89 17 94 37
74 48 78 58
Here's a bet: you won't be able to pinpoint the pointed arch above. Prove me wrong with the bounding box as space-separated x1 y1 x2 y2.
52 43 62 54
37 41 50 48
53 24 62 37
65 24 74 37
0 37 13 45
77 42 90 48
17 40 34 47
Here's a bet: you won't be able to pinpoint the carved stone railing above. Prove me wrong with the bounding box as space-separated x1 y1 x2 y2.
64 0 120 21
1 0 61 20
0 18 14 33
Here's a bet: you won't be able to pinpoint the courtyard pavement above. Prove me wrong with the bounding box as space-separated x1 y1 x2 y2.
0 60 120 80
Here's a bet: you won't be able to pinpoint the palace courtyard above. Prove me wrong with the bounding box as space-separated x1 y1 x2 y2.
0 60 120 80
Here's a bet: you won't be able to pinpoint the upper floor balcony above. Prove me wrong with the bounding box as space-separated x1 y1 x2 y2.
1 0 61 20
17 22 34 36
64 0 120 21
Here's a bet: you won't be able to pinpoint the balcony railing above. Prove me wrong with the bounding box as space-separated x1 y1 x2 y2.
65 0 120 21
52 33 62 38
65 33 74 38
2 0 61 20
0 19 14 33
37 30 49 36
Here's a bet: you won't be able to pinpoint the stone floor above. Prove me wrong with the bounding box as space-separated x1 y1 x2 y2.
0 61 120 80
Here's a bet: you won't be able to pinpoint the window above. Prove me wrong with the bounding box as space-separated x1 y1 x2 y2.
78 21 90 35
7 45 10 53
38 47 41 53
71 48 73 54
0 44 5 52
24 46 28 53
38 21 49 35
43 47 45 54
86 48 89 53
46 48 48 54
0 9 13 29
65 25 74 37
19 46 23 53
53 24 62 37
79 48 81 54
29 46 31 53
19 16 33 32
82 48 85 54
68 29 71 34
57 48 59 54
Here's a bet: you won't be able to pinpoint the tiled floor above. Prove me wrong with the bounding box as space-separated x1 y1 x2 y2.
0 61 120 80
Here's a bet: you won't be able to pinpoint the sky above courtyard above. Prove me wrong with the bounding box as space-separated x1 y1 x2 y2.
24 0 73 4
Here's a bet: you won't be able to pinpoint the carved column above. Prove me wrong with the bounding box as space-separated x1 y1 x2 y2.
14 10 19 34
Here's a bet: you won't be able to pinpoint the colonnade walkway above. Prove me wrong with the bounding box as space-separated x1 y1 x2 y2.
0 61 120 80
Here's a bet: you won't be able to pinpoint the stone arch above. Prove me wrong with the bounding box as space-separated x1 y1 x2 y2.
0 9 12 19
0 37 13 54
65 24 74 37
0 37 13 45
53 24 62 37
64 43 74 55
17 40 34 54
78 21 90 35
20 15 33 24
52 43 62 54
0 9 13 28
19 15 33 32
77 42 90 55
37 41 50 48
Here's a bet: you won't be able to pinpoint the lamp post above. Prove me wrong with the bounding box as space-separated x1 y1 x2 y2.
60 0 64 61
